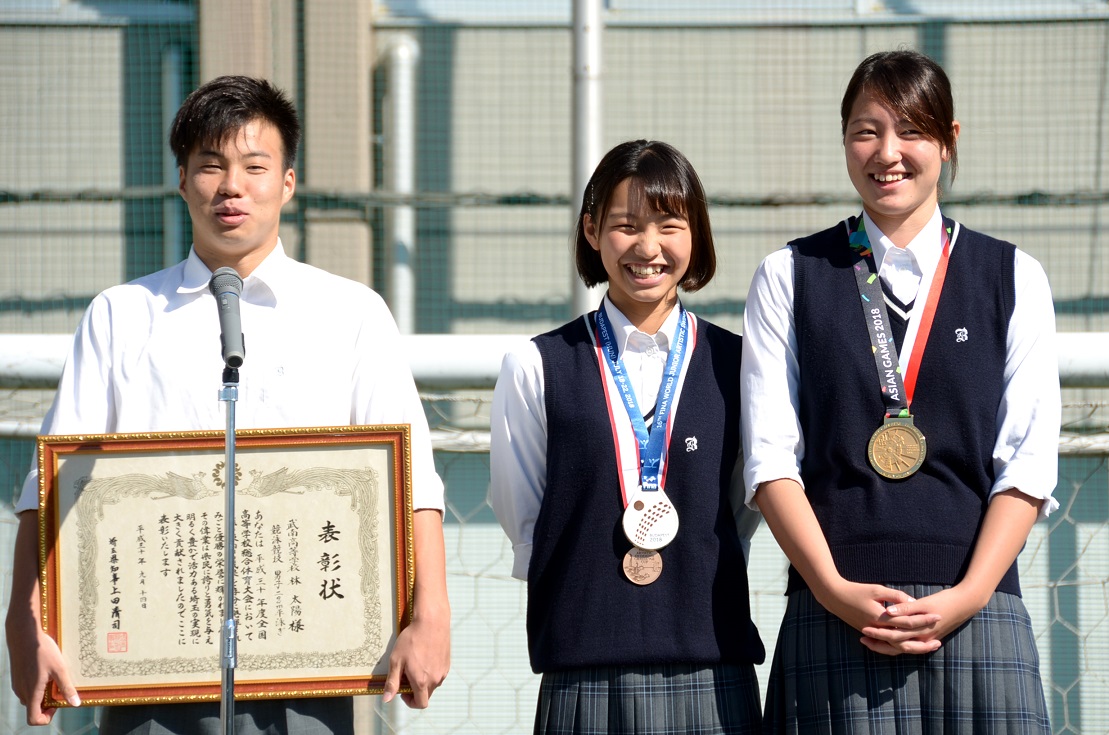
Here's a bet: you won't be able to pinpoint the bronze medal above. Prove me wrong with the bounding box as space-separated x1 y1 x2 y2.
868 416 926 479
622 547 663 585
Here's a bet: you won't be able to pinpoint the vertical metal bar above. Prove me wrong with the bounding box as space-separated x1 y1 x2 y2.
162 47 184 268
388 35 420 334
219 378 238 733
572 0 605 317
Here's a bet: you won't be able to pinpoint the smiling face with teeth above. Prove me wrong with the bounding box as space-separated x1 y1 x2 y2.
583 177 693 333
839 51 960 247
843 89 959 246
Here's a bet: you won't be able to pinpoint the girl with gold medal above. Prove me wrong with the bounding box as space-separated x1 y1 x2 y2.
741 51 1060 733
491 140 764 734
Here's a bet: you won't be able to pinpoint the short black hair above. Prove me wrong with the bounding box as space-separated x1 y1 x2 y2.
169 75 301 171
574 140 716 291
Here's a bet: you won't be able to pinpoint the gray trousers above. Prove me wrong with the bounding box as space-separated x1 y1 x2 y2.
97 697 354 735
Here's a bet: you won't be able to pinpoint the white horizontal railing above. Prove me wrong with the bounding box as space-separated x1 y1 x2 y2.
0 333 536 447
0 333 533 391
1 332 1106 390
0 332 1105 451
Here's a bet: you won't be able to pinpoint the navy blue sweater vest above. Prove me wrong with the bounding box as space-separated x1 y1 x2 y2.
790 219 1020 596
528 315 765 673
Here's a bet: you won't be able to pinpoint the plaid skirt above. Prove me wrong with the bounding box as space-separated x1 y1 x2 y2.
535 662 762 735
763 585 1050 735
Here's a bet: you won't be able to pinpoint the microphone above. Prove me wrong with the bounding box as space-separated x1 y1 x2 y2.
209 267 245 368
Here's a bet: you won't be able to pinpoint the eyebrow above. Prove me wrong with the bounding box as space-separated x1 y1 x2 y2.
607 207 684 221
194 148 274 160
849 112 917 126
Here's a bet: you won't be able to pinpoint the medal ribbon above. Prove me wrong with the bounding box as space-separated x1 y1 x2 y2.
594 304 690 499
848 215 952 416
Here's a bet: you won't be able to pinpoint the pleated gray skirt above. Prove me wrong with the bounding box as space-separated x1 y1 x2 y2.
535 662 762 735
763 585 1050 735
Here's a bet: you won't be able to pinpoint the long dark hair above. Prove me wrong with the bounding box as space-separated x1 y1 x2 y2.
841 50 958 182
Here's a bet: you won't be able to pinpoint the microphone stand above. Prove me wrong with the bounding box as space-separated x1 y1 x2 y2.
210 265 244 735
219 365 238 735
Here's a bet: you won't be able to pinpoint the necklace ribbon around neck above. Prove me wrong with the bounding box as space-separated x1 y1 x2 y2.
847 215 952 479
593 303 692 559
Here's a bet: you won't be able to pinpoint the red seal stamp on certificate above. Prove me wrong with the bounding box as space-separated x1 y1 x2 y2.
107 631 128 653
622 548 663 585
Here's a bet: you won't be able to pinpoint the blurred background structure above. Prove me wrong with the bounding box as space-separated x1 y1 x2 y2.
2 1 1109 733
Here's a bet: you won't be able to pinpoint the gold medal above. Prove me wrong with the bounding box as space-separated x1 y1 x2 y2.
867 416 926 479
622 548 663 585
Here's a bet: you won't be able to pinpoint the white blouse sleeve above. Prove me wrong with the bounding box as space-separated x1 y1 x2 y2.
990 249 1061 517
740 246 806 509
488 341 548 579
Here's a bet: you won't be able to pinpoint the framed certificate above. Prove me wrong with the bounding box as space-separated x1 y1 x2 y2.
36 425 414 708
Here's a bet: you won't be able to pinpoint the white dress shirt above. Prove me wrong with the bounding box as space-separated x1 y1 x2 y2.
17 241 444 512
740 207 1061 517
489 296 755 580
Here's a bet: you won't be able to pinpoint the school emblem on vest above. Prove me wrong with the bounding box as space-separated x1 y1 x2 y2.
685 436 698 452
955 327 968 342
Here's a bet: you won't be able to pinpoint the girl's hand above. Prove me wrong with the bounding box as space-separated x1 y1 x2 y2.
860 585 980 656
859 490 1042 656
814 577 942 653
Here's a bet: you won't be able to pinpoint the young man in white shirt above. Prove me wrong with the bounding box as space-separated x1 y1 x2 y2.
5 75 450 734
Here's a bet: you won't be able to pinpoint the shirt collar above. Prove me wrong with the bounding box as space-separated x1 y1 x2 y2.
177 240 292 306
601 294 681 356
863 206 944 278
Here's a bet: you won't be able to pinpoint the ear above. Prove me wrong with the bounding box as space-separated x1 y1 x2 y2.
282 167 296 204
943 120 961 162
583 213 601 252
178 165 187 198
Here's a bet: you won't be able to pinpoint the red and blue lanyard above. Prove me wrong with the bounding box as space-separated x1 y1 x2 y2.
593 304 691 501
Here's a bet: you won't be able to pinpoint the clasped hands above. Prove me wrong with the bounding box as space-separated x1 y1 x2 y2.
814 578 984 656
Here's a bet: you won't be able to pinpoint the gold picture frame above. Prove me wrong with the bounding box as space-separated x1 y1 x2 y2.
37 425 414 708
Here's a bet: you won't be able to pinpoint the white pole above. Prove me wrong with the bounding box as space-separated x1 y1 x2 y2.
387 35 420 334
572 0 605 317
162 47 184 267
